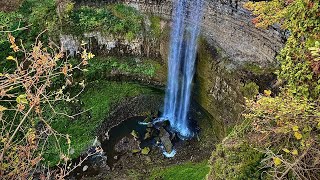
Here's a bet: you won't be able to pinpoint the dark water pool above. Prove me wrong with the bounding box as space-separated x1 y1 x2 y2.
101 116 148 166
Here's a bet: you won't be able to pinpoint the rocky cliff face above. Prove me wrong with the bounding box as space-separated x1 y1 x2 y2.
194 39 244 137
64 0 283 134
202 0 284 66
67 0 284 67
108 0 284 67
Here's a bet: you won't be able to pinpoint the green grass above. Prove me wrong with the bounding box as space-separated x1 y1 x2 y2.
150 161 210 180
150 16 162 38
84 56 159 81
43 81 154 165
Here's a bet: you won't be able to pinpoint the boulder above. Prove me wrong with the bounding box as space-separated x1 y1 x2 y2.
115 136 140 152
159 127 173 154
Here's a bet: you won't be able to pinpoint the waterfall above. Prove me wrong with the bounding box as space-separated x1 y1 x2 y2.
162 0 204 138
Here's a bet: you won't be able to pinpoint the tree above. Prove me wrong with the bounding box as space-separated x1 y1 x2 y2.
0 32 97 179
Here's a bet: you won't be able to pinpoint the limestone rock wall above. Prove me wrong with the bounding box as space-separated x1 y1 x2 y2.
66 0 284 132
106 0 284 67
202 0 284 66
194 39 244 135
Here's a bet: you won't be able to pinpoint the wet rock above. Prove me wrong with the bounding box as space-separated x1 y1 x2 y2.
115 136 140 153
159 127 173 154
82 165 88 172
143 116 152 123
130 130 139 139
90 154 109 171
141 147 150 155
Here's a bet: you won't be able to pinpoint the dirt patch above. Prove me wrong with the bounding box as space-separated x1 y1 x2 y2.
0 0 23 12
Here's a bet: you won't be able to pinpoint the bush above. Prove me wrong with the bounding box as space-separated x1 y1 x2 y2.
209 90 320 179
240 82 259 99
210 142 263 180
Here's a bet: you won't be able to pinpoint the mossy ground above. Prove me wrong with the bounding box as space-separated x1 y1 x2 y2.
84 56 162 80
150 161 210 180
43 81 155 165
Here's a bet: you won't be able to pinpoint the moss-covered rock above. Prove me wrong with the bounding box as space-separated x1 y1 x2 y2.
194 38 244 138
240 82 259 99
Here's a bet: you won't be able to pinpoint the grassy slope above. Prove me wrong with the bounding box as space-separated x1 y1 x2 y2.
150 161 210 180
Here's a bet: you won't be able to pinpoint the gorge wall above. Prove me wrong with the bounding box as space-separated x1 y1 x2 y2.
65 0 284 134
112 0 283 133
85 0 285 67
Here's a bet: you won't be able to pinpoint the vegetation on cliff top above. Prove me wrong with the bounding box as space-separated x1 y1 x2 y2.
0 0 144 60
64 4 143 40
209 91 320 179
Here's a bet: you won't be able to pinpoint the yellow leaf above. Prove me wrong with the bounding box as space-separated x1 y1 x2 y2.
141 147 150 155
264 90 271 96
292 149 298 155
6 56 15 61
294 131 302 140
10 45 19 52
16 94 28 104
292 125 299 132
0 73 3 76
0 105 8 111
282 148 290 153
87 52 95 59
66 134 71 144
1 137 7 143
273 157 282 166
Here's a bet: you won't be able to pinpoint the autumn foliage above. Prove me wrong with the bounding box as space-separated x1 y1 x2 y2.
0 33 95 179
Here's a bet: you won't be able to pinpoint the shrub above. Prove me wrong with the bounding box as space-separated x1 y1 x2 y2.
65 4 143 39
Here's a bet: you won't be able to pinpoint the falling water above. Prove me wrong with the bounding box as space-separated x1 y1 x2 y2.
162 0 204 138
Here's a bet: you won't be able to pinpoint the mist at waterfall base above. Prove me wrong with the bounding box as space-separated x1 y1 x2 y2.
161 0 204 140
